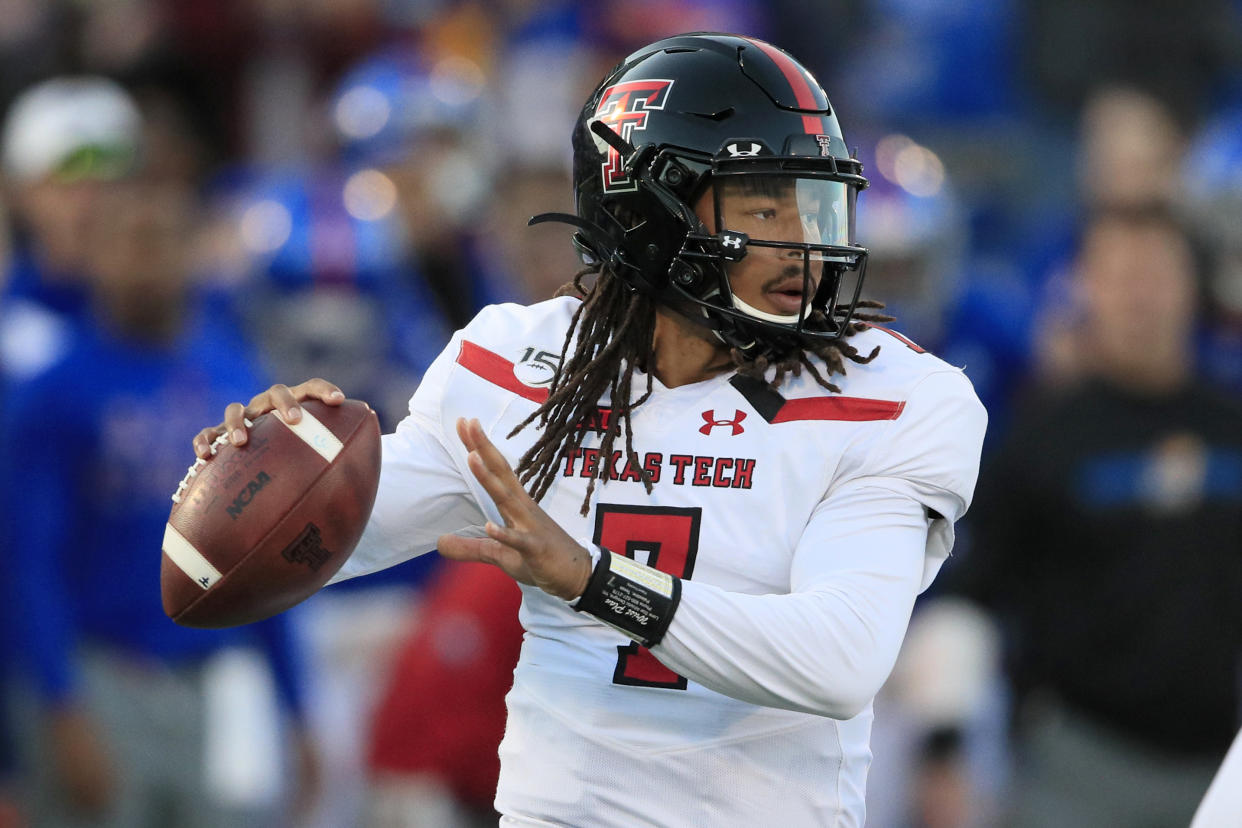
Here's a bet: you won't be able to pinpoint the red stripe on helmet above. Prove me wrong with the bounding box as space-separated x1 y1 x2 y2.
744 38 826 135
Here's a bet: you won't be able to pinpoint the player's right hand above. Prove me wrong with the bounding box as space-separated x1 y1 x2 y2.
193 378 345 459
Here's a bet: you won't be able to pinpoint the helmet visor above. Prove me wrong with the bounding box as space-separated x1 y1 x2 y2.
712 174 855 252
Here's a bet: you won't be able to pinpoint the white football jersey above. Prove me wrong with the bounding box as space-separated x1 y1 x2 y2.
333 297 987 827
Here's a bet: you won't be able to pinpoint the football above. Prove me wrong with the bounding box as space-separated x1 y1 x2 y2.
161 398 382 628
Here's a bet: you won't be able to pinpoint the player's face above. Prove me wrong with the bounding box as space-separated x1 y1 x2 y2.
694 176 849 318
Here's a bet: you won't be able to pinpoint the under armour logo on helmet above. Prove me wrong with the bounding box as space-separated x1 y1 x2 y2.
700 409 747 436
725 142 764 158
717 231 749 261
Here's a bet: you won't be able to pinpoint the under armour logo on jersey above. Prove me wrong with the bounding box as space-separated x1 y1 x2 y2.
725 142 764 157
700 409 747 436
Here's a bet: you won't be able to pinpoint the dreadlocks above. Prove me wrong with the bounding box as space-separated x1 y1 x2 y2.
731 302 894 393
510 267 893 515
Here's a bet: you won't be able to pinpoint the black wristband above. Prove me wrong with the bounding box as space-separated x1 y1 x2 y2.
573 547 681 648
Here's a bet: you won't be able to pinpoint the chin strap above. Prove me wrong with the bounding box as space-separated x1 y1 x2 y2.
730 294 801 325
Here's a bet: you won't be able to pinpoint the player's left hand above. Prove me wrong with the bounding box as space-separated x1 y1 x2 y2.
438 417 594 601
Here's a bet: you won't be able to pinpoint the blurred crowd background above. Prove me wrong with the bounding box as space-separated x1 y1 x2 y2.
2 1 1242 826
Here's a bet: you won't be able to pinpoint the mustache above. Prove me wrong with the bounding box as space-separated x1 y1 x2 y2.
762 265 817 292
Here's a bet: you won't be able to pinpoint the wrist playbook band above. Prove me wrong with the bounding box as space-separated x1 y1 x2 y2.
572 546 681 648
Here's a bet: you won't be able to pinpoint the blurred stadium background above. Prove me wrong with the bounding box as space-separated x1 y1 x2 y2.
2 1 1242 826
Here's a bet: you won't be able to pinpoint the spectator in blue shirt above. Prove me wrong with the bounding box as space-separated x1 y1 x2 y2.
1 98 315 827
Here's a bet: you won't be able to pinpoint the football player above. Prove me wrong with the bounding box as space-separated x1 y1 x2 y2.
195 34 986 825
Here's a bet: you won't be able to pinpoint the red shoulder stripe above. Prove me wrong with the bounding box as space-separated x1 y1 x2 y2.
456 340 549 404
728 374 905 424
772 396 906 423
459 340 906 424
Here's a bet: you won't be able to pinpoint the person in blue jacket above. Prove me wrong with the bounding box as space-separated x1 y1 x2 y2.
1 130 316 828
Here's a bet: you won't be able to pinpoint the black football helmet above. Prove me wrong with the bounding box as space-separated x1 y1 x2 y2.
535 33 869 359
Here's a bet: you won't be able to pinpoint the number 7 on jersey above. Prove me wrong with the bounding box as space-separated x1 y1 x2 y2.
593 503 702 689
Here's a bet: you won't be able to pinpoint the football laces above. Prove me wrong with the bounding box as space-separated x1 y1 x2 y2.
171 419 252 504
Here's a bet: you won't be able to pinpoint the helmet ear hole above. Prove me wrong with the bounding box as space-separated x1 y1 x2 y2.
659 160 694 193
670 260 703 289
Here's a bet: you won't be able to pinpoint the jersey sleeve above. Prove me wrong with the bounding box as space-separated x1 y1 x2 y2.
649 369 987 720
842 368 987 589
328 325 486 584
